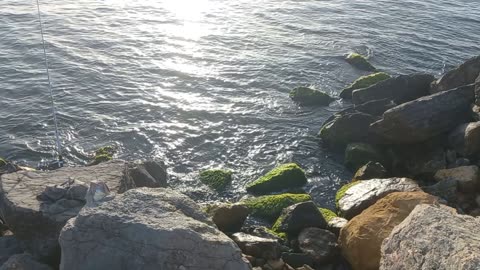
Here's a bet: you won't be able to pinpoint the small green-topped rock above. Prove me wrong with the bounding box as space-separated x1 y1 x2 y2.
340 72 391 99
241 193 311 221
199 169 232 191
89 145 116 166
319 208 338 222
345 53 376 72
335 181 361 210
289 87 333 106
89 154 112 166
246 163 307 195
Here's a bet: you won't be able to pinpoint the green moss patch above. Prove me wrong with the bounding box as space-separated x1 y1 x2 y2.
199 169 232 191
335 181 362 210
345 53 376 71
289 87 333 106
319 208 337 222
246 163 307 195
89 146 116 166
242 193 311 221
340 72 391 99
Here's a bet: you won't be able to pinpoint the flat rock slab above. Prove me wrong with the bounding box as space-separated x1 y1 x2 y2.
338 178 419 219
381 204 480 269
59 187 250 270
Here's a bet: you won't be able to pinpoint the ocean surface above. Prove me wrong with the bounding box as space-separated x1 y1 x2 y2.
1 0 479 207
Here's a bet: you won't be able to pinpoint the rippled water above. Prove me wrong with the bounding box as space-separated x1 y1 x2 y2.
1 0 479 206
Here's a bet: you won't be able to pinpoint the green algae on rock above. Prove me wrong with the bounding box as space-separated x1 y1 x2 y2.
340 72 391 99
199 169 233 191
345 53 376 72
89 146 116 166
246 163 308 195
319 208 338 222
242 193 311 221
335 181 361 210
289 87 333 106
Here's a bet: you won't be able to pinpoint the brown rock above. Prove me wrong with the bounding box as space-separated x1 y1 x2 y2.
339 191 438 270
207 203 250 233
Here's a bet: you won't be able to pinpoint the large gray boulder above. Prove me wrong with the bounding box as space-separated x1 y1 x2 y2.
370 84 475 144
0 160 167 264
59 188 251 270
380 204 480 269
352 74 434 105
431 55 480 93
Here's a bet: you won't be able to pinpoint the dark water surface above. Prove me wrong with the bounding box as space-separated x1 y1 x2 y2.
1 0 479 206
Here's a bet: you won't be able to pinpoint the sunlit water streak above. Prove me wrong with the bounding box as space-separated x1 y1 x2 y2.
1 0 479 206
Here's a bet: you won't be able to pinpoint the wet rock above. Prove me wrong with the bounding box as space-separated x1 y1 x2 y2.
380 204 480 269
281 253 314 268
0 160 164 264
352 74 434 105
340 192 438 270
206 203 250 233
434 165 479 193
344 143 385 172
298 228 339 264
352 161 387 181
241 193 311 221
327 217 348 236
59 188 251 270
125 160 168 188
431 55 480 93
272 201 327 235
354 98 397 116
340 72 390 99
336 178 419 219
319 110 375 148
289 87 333 106
246 163 307 195
0 236 23 266
232 232 282 260
448 122 480 158
345 53 376 72
199 169 232 191
0 253 53 270
370 84 475 144
423 178 458 203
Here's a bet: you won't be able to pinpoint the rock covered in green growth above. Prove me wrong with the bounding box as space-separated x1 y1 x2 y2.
335 181 361 209
319 208 337 222
199 169 232 191
264 227 287 240
89 146 116 166
289 87 334 106
241 193 311 221
345 53 376 72
345 143 385 172
246 163 307 195
340 72 391 99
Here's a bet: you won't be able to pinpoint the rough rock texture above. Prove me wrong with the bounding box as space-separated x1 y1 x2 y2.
423 178 458 203
344 143 385 172
380 204 480 270
0 253 53 270
449 122 480 158
246 163 307 195
298 228 339 264
337 178 419 219
289 87 333 106
340 192 438 270
242 193 311 221
434 165 479 193
340 72 390 99
319 110 375 147
352 74 434 105
431 55 480 93
0 236 23 266
352 162 387 181
231 233 282 260
370 84 475 144
272 201 327 235
0 160 166 264
59 188 251 270
354 98 397 116
207 203 250 233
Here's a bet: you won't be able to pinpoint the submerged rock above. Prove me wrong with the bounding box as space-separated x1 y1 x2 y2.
434 165 479 193
246 163 307 195
448 121 480 158
272 201 327 236
59 188 251 270
345 53 376 72
231 232 282 260
431 55 480 93
298 228 339 265
206 203 250 233
336 178 419 219
352 161 387 181
370 84 475 144
380 204 480 269
241 193 311 221
289 87 333 106
199 169 232 191
0 253 53 270
340 192 438 270
340 72 390 99
344 143 385 172
352 74 434 105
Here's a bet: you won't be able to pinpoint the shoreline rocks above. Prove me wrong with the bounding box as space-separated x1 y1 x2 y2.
246 163 307 195
289 87 334 106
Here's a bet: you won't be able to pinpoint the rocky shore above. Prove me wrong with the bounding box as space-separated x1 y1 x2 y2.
1 55 480 270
